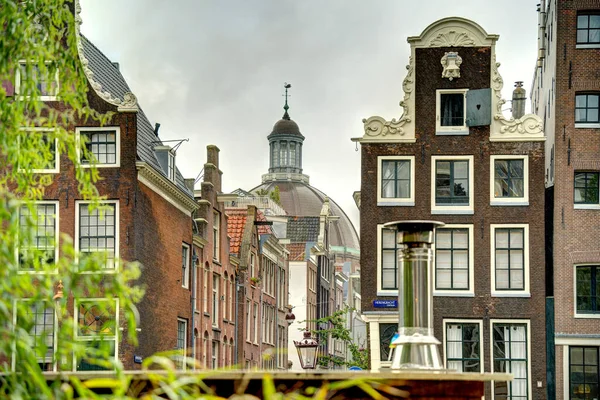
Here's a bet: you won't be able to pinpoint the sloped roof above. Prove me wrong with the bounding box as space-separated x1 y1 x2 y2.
81 36 192 197
226 210 247 257
287 216 320 243
256 209 272 235
287 243 308 262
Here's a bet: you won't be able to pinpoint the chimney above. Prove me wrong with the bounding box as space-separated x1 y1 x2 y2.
154 123 161 137
112 62 120 71
184 178 195 193
512 81 526 120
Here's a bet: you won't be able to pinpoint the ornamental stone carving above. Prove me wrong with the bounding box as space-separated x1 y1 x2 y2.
430 30 476 47
441 52 462 81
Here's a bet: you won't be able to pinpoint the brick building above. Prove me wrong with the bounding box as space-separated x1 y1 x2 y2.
531 1 600 398
353 17 547 399
6 15 202 370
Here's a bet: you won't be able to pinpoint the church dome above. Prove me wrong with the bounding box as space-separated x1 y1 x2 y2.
250 180 360 253
269 118 304 139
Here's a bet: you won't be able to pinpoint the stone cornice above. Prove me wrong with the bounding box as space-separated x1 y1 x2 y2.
136 162 198 215
408 17 499 47
74 0 139 112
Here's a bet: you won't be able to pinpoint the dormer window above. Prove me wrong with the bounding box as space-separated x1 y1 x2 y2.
168 151 175 181
154 145 176 182
15 61 59 101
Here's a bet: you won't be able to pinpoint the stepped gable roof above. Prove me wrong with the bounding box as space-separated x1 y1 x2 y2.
81 36 192 197
287 216 320 243
251 181 359 251
225 209 247 256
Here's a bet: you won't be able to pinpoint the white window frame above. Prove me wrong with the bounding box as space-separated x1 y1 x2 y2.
176 318 188 370
253 302 258 345
576 14 600 49
181 243 190 289
436 89 469 135
167 151 176 181
75 200 120 273
73 298 119 371
433 224 474 297
12 299 58 372
213 211 220 262
17 201 59 274
18 127 59 174
212 274 219 326
573 171 600 209
246 300 251 343
377 155 415 206
490 224 530 297
555 338 600 400
489 319 532 400
250 253 255 278
573 263 600 319
490 155 529 206
211 340 218 369
442 319 483 373
76 127 121 168
431 155 474 215
15 60 59 101
376 224 398 296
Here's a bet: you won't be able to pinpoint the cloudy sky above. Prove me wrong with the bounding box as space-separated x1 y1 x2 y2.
80 0 541 229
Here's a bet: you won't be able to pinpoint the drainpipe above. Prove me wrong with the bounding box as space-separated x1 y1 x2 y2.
191 250 198 367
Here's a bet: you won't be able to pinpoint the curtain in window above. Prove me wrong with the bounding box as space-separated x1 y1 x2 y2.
446 324 463 371
510 326 527 398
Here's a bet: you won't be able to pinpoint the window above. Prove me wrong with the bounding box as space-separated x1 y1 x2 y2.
491 322 529 399
212 274 219 326
77 127 120 167
575 94 600 126
211 341 218 369
434 225 474 295
213 211 220 261
253 303 258 344
76 202 118 270
379 323 398 363
431 156 474 214
181 244 190 288
230 275 235 321
436 89 468 134
203 331 209 368
377 225 399 293
491 225 529 296
577 14 600 48
250 253 255 278
15 61 59 101
377 156 415 206
246 300 251 342
443 320 482 372
19 128 59 173
569 346 599 399
167 151 175 181
574 172 600 208
176 318 187 370
18 202 58 271
14 301 56 371
203 266 209 313
575 265 600 315
491 156 529 205
75 299 117 371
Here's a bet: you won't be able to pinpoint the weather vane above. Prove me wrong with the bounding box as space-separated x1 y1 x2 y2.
283 82 291 120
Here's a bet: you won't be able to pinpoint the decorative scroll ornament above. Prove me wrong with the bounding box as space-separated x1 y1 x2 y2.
430 30 476 47
74 0 139 112
441 52 462 81
362 57 415 139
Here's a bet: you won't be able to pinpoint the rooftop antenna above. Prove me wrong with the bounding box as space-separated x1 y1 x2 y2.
283 82 291 120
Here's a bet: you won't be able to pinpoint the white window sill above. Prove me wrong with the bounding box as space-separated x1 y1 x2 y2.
491 292 531 298
575 123 600 129
433 291 474 297
574 204 600 210
574 313 600 319
81 163 120 169
377 201 415 207
436 129 469 136
17 95 59 102
431 208 474 215
576 44 600 49
376 290 397 297
490 200 529 206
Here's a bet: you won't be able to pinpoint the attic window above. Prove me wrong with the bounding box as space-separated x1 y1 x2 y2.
153 145 176 182
168 151 175 181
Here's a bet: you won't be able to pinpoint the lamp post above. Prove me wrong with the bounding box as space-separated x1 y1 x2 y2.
384 220 444 370
294 329 319 369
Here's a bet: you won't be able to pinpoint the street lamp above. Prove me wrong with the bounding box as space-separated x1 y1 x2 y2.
294 329 319 369
384 220 444 370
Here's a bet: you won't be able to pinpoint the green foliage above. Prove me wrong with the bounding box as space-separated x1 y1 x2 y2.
269 186 281 205
303 308 370 370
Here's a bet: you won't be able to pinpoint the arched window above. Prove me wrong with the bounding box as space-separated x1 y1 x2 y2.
230 338 235 367
223 336 228 366
203 331 209 369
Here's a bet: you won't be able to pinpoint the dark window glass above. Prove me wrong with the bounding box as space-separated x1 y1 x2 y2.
435 160 469 205
570 346 599 400
19 203 56 269
440 93 465 127
494 159 525 198
379 323 397 362
495 228 525 290
493 323 528 399
576 266 600 313
436 228 469 290
445 323 480 372
381 160 411 199
80 131 117 165
79 203 116 269
577 14 600 45
574 172 599 204
381 228 398 290
575 94 600 123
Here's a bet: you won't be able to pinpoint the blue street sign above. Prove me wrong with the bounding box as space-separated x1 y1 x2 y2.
373 299 398 308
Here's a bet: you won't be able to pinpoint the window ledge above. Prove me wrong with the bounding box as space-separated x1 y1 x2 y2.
490 201 529 206
212 326 222 332
435 129 469 136
377 201 415 207
491 292 531 298
212 259 222 266
574 204 600 210
376 291 398 297
431 208 474 215
433 291 474 297
204 312 210 317
575 123 600 129
576 44 600 49
81 163 120 169
574 313 600 319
